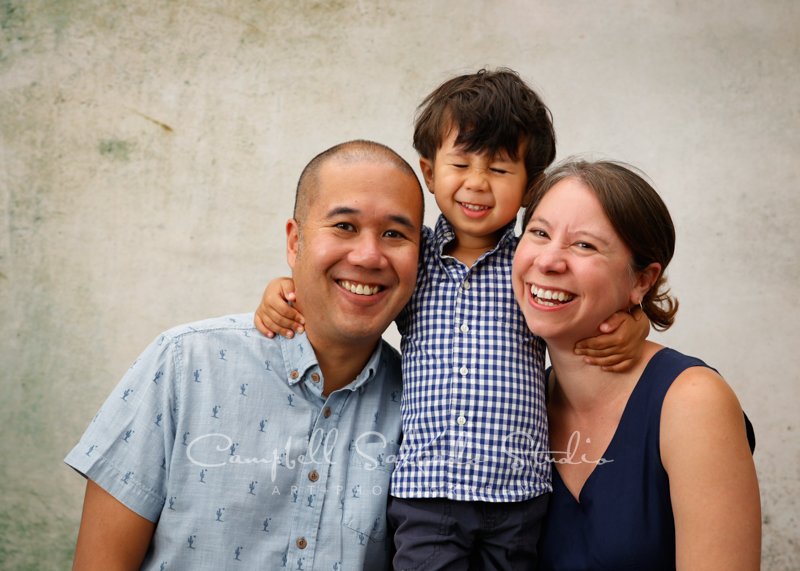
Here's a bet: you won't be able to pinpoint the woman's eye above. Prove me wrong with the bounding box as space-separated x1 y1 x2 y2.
529 228 548 239
576 241 596 250
490 168 509 174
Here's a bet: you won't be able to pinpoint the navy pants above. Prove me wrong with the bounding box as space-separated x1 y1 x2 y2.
387 495 550 571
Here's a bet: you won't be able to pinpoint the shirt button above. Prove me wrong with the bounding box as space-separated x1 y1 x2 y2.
457 415 467 426
311 372 320 383
308 470 319 482
323 407 332 418
459 366 468 376
459 323 469 333
289 370 299 380
296 537 307 549
462 281 471 290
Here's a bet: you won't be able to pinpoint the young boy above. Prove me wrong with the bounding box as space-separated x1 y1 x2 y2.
256 69 648 569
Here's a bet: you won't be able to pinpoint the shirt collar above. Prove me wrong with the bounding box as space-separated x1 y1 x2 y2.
279 333 385 392
431 214 518 258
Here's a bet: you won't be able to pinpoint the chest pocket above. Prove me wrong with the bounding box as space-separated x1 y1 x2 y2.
342 440 399 542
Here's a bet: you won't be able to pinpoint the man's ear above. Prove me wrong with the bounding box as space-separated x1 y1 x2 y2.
286 218 300 269
631 262 662 305
419 158 435 194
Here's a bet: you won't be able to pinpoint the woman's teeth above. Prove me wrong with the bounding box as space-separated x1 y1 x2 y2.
530 285 574 305
339 280 382 296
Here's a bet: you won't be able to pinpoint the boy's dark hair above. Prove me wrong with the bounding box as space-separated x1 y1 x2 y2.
413 68 556 197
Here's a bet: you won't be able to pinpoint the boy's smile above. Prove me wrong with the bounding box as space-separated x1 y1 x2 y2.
420 129 528 263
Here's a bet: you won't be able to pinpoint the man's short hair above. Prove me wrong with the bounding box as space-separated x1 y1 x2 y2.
293 140 423 224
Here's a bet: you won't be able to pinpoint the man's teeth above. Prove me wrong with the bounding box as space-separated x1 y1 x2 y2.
339 280 382 296
530 285 574 304
461 202 489 211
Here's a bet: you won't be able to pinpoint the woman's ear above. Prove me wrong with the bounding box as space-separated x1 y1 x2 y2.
631 262 662 304
419 158 435 194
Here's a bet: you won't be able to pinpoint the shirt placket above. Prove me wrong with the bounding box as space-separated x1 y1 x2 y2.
284 371 342 570
447 261 472 495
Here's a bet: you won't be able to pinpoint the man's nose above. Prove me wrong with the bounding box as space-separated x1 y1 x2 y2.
348 232 388 268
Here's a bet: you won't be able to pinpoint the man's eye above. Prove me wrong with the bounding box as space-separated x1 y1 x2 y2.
334 222 355 232
383 230 407 239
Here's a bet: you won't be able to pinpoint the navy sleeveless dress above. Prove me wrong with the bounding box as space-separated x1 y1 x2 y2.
538 348 754 570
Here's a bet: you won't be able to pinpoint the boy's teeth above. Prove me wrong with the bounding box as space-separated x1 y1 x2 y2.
339 280 381 296
530 285 574 303
461 202 489 211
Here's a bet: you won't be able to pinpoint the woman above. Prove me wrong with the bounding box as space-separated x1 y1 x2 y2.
511 160 760 569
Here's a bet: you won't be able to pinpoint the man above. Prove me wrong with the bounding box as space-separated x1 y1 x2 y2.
65 140 424 570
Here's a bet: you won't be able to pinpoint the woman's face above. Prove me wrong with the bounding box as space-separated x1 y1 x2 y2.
512 177 651 344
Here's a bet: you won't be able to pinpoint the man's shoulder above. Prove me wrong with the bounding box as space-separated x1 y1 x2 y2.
378 339 402 370
158 313 260 344
370 339 403 389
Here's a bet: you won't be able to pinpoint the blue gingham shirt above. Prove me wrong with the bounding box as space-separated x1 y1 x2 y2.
65 313 402 570
391 216 551 502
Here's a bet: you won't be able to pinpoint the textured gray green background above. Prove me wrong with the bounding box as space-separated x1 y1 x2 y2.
1 1 797 568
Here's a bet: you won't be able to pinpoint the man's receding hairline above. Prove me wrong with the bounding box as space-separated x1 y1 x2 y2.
311 141 417 182
294 140 421 222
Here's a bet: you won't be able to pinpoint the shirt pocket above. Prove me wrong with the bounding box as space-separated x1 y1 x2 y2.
342 440 399 542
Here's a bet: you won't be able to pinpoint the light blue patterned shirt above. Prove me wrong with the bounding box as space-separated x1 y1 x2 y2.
65 313 402 570
391 216 551 502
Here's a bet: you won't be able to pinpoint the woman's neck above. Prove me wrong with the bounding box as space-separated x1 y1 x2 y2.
547 340 660 413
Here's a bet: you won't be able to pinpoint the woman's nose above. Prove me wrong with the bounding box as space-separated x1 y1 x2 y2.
534 246 567 273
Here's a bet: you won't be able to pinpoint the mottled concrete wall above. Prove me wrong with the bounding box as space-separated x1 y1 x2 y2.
1 0 797 568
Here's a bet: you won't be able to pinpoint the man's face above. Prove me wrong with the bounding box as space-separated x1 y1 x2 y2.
286 159 422 352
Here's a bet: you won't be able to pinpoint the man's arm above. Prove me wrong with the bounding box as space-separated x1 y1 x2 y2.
73 480 156 571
